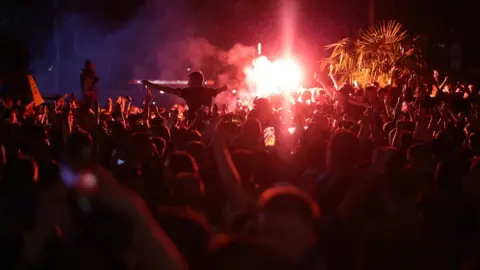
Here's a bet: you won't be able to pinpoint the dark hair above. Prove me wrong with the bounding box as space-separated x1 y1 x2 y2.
406 142 431 162
186 141 207 164
168 151 198 176
84 59 92 67
327 129 361 169
258 186 320 222
400 131 415 153
435 156 470 198
204 236 295 270
151 136 167 157
242 118 261 133
170 172 205 208
384 167 420 202
66 130 93 167
188 71 204 85
152 123 171 143
374 146 406 174
339 84 354 96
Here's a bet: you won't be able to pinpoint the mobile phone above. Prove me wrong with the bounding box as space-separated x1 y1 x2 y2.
264 127 275 147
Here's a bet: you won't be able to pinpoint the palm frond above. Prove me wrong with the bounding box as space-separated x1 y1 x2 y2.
320 20 425 87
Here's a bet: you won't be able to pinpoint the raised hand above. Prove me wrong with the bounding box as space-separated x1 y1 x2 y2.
145 87 153 102
141 80 152 86
219 85 228 93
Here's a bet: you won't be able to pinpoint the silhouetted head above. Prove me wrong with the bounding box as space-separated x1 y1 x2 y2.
326 129 361 171
256 186 320 263
205 236 295 270
188 71 204 87
84 59 94 70
163 151 198 182
168 172 205 209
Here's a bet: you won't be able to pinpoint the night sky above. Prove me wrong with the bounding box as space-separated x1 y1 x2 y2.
0 0 476 82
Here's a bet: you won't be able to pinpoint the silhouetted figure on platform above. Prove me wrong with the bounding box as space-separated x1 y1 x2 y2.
142 71 227 123
80 60 99 107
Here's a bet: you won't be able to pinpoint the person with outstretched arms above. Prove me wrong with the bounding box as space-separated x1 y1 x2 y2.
142 71 227 123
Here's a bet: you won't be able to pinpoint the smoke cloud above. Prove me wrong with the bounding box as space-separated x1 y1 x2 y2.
32 0 257 106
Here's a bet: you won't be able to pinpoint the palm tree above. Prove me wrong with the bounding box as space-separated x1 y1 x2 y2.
321 21 425 87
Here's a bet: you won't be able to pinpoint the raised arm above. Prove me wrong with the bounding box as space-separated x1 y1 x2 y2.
215 85 229 95
327 64 340 90
329 73 339 91
141 80 181 96
211 127 249 223
433 70 448 93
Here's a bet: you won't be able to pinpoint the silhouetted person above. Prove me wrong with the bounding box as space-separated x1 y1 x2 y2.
80 60 99 107
142 71 227 123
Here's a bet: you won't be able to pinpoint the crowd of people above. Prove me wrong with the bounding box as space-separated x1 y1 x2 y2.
0 63 480 270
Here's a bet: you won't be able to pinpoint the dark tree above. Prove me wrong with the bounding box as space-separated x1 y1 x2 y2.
0 35 32 101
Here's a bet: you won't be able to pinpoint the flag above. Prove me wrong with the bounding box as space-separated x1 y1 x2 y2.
27 74 44 106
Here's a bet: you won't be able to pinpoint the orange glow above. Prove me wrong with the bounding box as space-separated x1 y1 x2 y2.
244 56 303 100
288 126 308 134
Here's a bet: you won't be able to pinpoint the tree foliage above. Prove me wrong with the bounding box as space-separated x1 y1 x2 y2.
0 35 32 100
321 21 426 87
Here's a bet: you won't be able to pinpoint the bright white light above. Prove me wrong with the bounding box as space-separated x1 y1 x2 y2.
244 55 303 99
159 91 165 94
232 89 237 94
